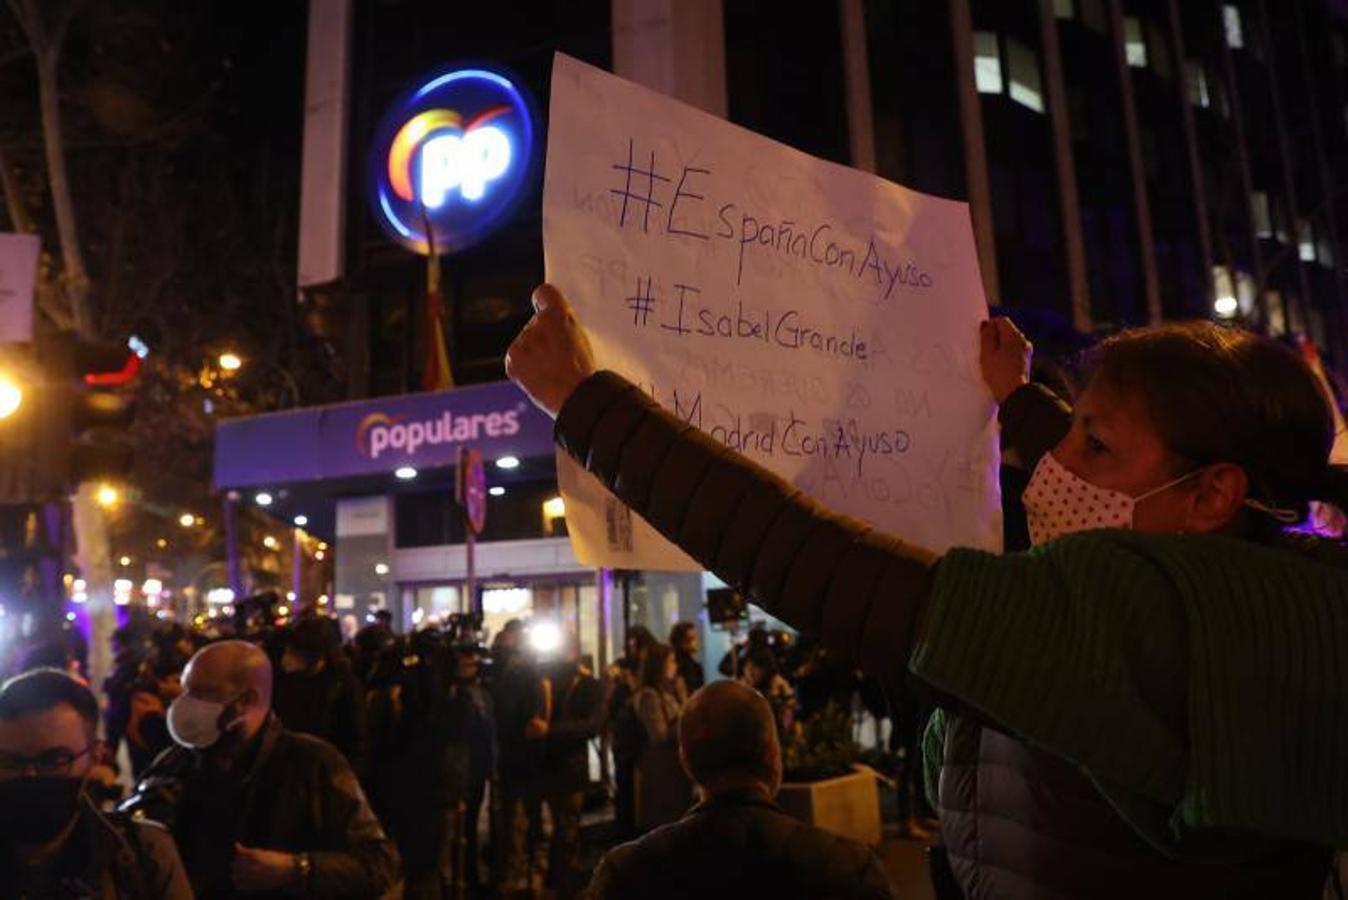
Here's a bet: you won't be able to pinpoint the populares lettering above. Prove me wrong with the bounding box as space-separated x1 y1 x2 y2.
356 408 522 459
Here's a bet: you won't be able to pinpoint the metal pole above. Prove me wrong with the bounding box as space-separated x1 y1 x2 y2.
1107 0 1164 324
1038 0 1092 330
839 0 877 173
1291 0 1348 364
1167 0 1216 314
292 528 303 607
1217 0 1269 323
948 0 1001 302
465 524 476 617
223 492 243 598
1256 0 1314 332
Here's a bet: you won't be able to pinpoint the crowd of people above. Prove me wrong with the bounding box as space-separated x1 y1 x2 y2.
0 600 904 899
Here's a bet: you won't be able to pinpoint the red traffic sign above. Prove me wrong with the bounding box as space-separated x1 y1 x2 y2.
457 447 487 535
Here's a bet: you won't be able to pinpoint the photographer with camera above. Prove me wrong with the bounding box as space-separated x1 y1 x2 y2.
273 615 368 776
490 620 550 898
541 631 609 899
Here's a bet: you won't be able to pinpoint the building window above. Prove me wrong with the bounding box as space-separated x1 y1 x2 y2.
1252 191 1273 238
1187 61 1210 108
975 31 1003 95
1079 0 1106 32
1148 23 1172 78
1210 75 1230 118
1223 5 1244 49
1069 87 1090 142
1272 198 1290 244
1212 265 1238 319
1298 219 1316 262
1054 0 1075 18
1007 39 1044 112
1125 17 1148 68
1267 291 1287 336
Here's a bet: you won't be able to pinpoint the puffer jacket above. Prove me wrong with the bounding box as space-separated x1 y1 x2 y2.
584 788 893 899
556 371 1334 899
928 384 1328 898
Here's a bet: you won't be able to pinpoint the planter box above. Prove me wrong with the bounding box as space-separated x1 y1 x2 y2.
777 765 881 846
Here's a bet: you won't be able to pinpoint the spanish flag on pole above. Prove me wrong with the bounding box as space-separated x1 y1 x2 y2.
422 222 453 392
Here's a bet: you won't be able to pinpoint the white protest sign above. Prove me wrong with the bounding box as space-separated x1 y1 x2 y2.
543 54 1001 570
0 234 39 344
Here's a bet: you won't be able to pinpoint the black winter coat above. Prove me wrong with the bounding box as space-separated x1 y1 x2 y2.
583 789 893 900
130 715 399 899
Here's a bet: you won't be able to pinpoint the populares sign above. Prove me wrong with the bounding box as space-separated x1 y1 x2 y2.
213 381 554 489
356 407 522 460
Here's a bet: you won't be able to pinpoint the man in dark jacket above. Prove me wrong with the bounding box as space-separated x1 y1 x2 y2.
489 624 549 898
584 680 893 900
542 635 609 899
128 640 398 899
272 616 367 775
0 667 193 899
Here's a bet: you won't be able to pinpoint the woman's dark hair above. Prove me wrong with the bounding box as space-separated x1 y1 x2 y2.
640 642 675 689
744 647 779 686
625 625 656 658
284 615 338 664
1086 322 1343 535
668 622 696 652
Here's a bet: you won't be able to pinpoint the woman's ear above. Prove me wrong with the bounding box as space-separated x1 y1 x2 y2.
1188 463 1249 533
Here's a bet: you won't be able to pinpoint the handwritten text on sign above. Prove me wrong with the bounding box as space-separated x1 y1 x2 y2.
543 54 1001 570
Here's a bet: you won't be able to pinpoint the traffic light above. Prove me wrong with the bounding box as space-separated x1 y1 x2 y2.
0 332 138 502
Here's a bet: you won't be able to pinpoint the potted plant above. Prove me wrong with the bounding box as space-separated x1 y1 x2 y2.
776 702 882 846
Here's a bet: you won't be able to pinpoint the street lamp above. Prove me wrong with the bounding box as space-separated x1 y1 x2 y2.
97 484 120 509
0 373 23 420
179 512 196 528
218 352 243 372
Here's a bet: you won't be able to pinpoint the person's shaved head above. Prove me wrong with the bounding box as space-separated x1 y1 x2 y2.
679 680 782 796
180 640 274 750
184 640 273 706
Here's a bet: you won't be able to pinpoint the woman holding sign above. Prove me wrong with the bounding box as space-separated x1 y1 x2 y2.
506 284 1346 898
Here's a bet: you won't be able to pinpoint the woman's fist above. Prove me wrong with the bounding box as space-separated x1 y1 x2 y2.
979 317 1033 404
505 284 597 417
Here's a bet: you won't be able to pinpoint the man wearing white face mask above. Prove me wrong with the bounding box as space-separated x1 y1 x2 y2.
127 640 399 899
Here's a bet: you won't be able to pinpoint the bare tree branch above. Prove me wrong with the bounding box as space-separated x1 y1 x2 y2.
6 0 37 50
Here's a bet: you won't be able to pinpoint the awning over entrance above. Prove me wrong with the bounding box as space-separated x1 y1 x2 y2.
212 381 555 538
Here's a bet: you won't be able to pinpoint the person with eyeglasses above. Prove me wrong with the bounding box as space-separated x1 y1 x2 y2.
0 667 193 899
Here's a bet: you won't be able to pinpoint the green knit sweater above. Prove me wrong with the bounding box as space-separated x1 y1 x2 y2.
911 529 1348 854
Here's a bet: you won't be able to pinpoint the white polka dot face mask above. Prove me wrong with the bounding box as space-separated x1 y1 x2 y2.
1022 452 1198 546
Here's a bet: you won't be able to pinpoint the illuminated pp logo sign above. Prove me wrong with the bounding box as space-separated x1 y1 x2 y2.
370 66 535 254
